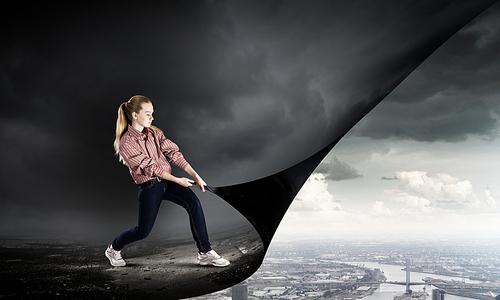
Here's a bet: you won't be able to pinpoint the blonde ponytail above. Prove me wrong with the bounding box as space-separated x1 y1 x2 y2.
114 102 129 158
113 95 152 160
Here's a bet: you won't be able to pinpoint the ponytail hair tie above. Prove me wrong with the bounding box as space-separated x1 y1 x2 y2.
124 101 128 108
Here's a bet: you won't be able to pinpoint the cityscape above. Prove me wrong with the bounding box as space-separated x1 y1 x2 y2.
188 236 500 300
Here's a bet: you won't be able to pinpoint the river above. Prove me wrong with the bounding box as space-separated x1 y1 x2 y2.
345 261 482 300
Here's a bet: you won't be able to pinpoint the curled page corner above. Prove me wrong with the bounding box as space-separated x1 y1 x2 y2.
207 135 343 249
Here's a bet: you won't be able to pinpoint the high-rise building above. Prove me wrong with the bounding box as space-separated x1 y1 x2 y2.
405 259 411 294
432 289 445 300
232 281 248 300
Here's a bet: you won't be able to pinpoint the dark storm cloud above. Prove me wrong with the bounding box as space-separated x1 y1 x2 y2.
315 156 363 181
351 3 500 142
184 0 500 181
1 0 496 238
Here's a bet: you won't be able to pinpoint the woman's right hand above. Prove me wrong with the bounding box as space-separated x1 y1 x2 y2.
161 172 195 187
176 177 195 188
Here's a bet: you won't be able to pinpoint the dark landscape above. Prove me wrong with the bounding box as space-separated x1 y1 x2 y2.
0 228 264 299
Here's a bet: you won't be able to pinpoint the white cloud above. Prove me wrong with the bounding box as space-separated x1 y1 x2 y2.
382 171 482 212
292 173 342 212
279 174 402 236
385 191 433 213
277 171 500 238
372 201 392 216
485 184 498 205
277 174 350 235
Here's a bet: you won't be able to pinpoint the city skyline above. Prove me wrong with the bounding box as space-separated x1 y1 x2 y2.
191 237 500 300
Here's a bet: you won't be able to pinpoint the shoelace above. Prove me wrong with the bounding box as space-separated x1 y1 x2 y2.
114 250 123 260
207 251 221 259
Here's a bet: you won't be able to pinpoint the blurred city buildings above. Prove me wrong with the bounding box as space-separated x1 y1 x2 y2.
190 238 500 300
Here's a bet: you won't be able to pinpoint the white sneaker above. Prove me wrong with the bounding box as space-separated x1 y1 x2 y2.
197 250 230 267
105 244 126 267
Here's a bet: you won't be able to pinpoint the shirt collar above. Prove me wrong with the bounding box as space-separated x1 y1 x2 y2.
127 124 150 140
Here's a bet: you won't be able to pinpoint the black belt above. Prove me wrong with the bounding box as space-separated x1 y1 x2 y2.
139 177 162 187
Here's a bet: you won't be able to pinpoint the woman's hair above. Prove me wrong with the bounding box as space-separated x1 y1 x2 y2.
114 95 152 159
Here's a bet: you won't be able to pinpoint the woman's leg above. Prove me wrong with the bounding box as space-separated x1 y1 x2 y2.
164 181 211 253
112 180 165 251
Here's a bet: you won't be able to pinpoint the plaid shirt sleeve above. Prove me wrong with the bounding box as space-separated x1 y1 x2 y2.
155 130 189 170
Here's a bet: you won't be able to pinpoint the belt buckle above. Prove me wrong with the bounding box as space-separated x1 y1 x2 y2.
154 177 162 182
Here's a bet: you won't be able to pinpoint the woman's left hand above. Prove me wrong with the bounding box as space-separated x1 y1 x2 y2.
183 164 207 192
195 177 207 192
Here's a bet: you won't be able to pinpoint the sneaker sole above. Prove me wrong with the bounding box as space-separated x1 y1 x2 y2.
105 250 126 267
198 261 230 267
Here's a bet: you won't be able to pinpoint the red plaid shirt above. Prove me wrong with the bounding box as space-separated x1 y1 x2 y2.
119 125 189 184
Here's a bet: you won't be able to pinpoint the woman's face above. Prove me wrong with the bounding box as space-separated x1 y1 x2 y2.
133 102 154 129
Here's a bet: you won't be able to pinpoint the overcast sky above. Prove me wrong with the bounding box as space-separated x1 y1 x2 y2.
1 1 498 242
278 2 500 240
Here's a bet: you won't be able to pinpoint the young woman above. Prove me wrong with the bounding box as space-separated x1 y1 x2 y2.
105 95 229 267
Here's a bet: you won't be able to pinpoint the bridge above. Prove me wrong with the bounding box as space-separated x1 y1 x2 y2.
351 259 425 290
350 281 425 286
387 281 425 286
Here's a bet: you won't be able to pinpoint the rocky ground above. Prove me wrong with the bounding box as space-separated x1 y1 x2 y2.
0 228 264 299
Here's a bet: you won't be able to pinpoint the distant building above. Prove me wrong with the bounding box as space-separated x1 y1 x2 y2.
261 276 287 281
432 289 444 300
232 281 248 300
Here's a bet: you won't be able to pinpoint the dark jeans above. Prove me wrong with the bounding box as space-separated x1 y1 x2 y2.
112 179 211 253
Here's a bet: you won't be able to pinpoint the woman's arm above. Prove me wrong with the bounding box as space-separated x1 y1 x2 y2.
160 171 192 187
160 164 207 192
183 164 207 192
155 131 206 191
